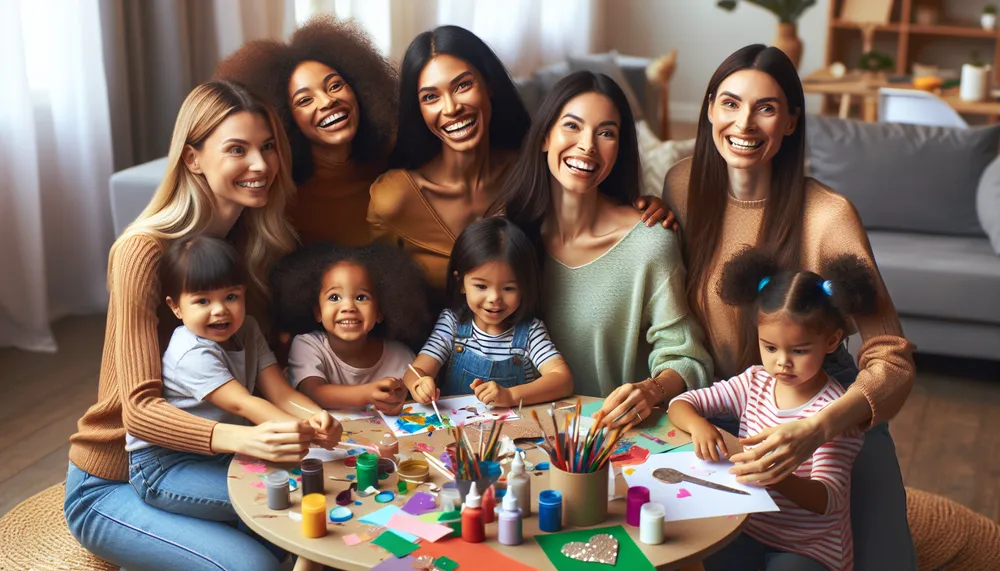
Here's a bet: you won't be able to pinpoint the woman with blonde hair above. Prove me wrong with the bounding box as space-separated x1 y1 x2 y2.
64 80 326 570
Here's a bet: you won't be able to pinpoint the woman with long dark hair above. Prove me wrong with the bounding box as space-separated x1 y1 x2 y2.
368 26 667 300
495 71 712 417
662 45 917 570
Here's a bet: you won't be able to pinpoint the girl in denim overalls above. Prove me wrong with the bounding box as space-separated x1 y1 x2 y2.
403 218 574 408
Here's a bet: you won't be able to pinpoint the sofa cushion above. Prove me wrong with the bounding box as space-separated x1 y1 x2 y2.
567 53 645 121
109 156 168 236
977 154 1000 255
869 231 1000 324
807 115 1000 237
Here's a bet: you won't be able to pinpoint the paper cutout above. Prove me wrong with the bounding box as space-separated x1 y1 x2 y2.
302 447 349 463
359 506 420 542
581 401 603 417
624 468 636 476
378 395 519 437
610 445 650 466
536 525 655 571
343 534 362 546
372 531 419 558
387 512 453 543
434 555 459 571
560 533 619 565
414 538 536 571
371 555 422 570
621 452 778 522
402 492 437 516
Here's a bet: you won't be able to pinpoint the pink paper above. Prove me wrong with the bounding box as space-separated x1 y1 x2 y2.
386 513 453 543
343 534 362 546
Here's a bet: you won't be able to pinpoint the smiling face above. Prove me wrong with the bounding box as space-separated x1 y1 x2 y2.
417 54 492 153
288 60 360 152
314 262 381 345
543 91 621 195
167 286 247 344
183 111 278 214
461 260 521 335
757 312 841 389
708 69 798 172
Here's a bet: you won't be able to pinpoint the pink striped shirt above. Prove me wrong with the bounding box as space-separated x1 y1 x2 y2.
672 365 863 571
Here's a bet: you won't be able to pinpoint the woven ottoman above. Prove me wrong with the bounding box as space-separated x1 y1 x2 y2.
907 487 1000 570
0 483 116 571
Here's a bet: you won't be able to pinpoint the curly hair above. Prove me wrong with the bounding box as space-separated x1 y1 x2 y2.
270 241 433 351
214 15 397 184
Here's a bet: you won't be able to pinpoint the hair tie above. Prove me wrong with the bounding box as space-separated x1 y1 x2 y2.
821 280 834 296
757 276 771 292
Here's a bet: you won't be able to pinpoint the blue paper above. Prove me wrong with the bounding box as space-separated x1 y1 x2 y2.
358 506 419 542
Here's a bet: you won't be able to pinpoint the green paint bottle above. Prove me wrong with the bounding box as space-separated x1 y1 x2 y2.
356 453 379 490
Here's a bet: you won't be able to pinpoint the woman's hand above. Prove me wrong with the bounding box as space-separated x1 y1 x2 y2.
594 382 659 429
307 411 342 450
727 418 826 486
634 195 678 231
367 378 407 415
689 420 729 462
470 379 514 408
410 375 439 405
239 420 315 463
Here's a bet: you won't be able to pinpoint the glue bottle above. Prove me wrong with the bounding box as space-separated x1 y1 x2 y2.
497 489 523 546
482 484 497 524
506 451 531 517
461 482 486 543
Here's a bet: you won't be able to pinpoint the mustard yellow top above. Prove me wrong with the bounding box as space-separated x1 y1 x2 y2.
290 152 385 247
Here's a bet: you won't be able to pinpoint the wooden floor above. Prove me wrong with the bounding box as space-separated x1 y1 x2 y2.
2 314 999 522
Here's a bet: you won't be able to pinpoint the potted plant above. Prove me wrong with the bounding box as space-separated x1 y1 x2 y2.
717 0 818 68
961 52 990 102
983 5 997 31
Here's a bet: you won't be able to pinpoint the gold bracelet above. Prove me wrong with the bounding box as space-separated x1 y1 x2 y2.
646 376 668 399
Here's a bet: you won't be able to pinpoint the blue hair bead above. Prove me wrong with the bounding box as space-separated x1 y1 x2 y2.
821 280 834 296
757 276 771 292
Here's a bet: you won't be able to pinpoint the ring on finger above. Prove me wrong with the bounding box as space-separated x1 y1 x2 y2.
634 410 642 424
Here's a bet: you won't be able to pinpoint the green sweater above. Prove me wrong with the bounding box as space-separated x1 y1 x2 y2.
542 223 713 398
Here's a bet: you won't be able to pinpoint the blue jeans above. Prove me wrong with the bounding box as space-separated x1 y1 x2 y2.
65 461 282 571
128 446 236 521
441 319 531 396
704 532 828 571
711 346 917 571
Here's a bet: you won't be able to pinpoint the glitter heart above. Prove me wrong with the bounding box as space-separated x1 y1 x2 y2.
677 488 692 498
560 533 619 565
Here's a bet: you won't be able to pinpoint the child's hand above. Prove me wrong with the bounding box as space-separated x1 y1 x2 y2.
690 420 729 462
411 375 439 405
369 377 407 416
307 412 342 450
470 379 514 408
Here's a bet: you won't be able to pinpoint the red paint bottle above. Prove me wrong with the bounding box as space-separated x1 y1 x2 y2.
482 484 497 524
461 482 485 543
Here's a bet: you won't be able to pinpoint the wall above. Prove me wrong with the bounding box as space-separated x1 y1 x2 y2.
605 0 831 122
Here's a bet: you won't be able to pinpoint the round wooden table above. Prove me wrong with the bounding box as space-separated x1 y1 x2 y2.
228 399 745 570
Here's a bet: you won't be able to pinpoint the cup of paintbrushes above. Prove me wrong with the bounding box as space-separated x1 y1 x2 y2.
548 461 609 527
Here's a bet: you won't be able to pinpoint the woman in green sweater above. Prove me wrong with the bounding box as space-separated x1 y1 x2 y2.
494 71 712 423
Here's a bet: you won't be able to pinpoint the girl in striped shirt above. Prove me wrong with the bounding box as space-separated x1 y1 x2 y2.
403 218 574 408
669 248 879 571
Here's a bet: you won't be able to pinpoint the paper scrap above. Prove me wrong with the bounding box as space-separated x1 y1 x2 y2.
372 531 419 558
302 447 349 463
343 534 361 546
434 556 459 571
359 506 420 542
414 539 535 571
402 492 437 516
387 513 453 543
378 395 519 437
536 525 654 571
370 555 421 570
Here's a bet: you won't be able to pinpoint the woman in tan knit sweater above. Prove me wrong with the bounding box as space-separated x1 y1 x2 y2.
65 81 323 570
661 45 917 570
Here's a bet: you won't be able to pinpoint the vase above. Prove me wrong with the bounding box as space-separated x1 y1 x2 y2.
982 13 997 31
774 23 803 69
960 64 990 102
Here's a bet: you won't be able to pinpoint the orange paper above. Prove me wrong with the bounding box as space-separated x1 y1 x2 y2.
414 538 535 571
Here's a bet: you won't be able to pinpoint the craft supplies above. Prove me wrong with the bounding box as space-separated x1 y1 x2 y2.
626 486 650 527
482 484 496 525
329 506 353 523
301 494 327 538
356 452 379 490
300 459 324 496
549 461 609 527
538 490 563 532
497 489 523 546
506 451 532 517
265 470 290 510
377 432 399 459
397 458 430 491
639 502 665 545
532 399 635 474
535 525 656 571
461 482 485 543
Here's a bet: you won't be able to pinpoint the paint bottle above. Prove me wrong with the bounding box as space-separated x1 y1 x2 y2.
506 451 532 517
301 459 324 497
377 432 399 459
639 502 665 545
301 493 327 538
497 488 523 546
356 452 379 490
538 490 562 532
461 482 485 543
626 486 650 527
482 484 497 524
265 470 290 510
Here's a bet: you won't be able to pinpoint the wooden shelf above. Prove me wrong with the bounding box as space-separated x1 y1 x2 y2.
908 23 997 38
831 20 901 32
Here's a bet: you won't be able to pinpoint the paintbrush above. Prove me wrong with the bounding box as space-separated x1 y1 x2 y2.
421 451 456 480
288 400 320 416
407 363 445 425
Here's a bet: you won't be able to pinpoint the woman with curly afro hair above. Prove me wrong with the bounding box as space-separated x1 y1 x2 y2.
215 15 397 247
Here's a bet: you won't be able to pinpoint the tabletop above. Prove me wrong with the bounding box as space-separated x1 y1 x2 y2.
228 397 746 571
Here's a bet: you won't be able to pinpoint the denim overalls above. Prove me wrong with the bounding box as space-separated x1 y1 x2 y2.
440 319 532 396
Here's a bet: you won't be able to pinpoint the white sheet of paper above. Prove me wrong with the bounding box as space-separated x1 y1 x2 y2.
621 451 779 522
302 447 350 463
377 395 520 438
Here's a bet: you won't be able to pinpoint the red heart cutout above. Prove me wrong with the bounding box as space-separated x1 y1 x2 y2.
668 430 676 437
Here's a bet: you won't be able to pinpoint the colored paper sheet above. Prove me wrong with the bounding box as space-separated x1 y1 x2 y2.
371 555 421 570
414 538 536 571
378 395 519 437
434 556 459 571
535 525 655 571
418 512 444 523
387 513 453 543
372 531 420 558
576 402 692 454
402 492 438 516
621 452 779 522
581 401 603 417
359 506 419 542
668 442 695 453
342 534 362 546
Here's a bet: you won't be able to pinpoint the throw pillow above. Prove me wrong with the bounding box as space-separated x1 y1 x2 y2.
635 120 695 200
978 154 1000 255
807 115 1000 237
567 54 645 121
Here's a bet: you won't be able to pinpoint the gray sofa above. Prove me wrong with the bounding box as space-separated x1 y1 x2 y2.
807 115 1000 361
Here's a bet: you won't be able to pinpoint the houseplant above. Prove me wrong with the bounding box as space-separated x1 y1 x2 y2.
717 0 817 68
983 5 997 31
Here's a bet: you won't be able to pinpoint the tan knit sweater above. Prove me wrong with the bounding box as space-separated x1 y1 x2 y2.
69 234 222 481
664 158 915 427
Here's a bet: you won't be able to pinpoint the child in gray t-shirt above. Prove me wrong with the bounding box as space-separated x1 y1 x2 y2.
126 236 340 522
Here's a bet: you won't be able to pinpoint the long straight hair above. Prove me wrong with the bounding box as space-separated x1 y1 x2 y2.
685 45 807 369
116 80 298 297
493 71 641 245
388 25 530 170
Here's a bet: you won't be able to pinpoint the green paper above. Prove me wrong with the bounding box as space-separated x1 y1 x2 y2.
668 442 696 453
535 525 655 571
581 401 603 417
434 556 459 571
373 531 419 558
582 402 692 454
